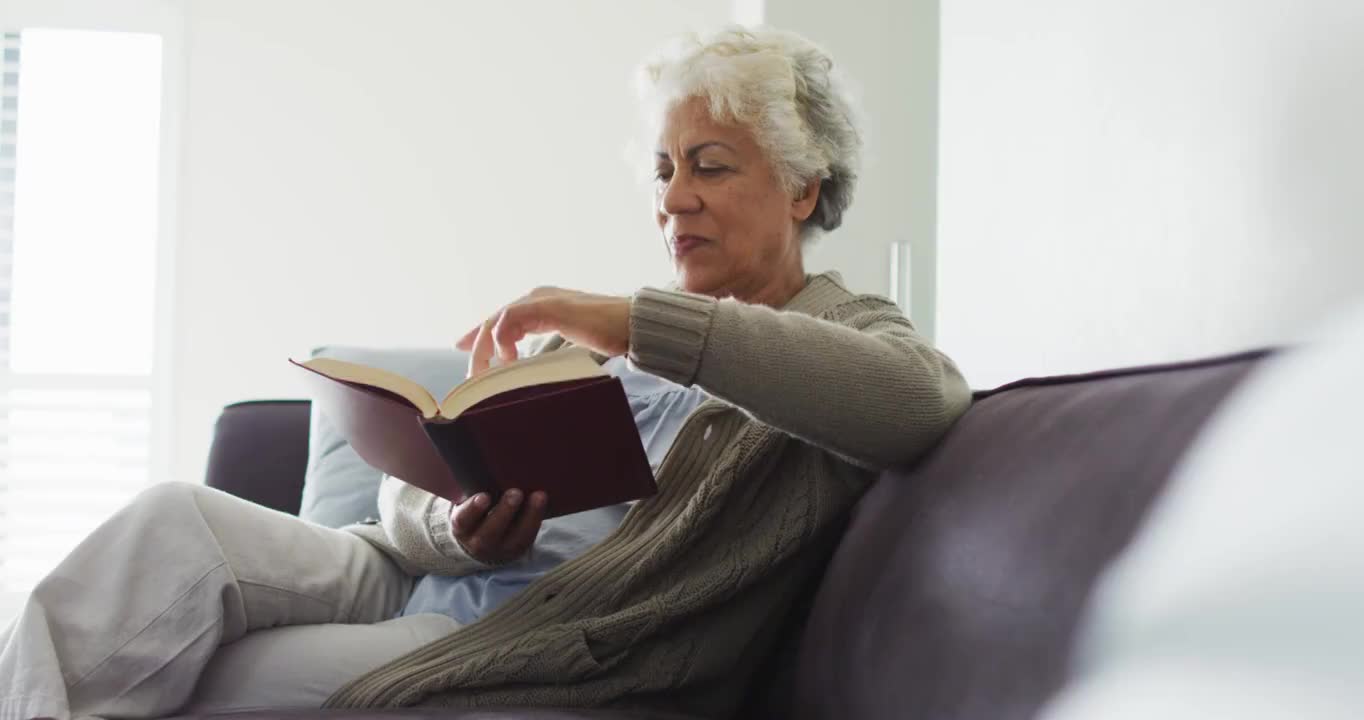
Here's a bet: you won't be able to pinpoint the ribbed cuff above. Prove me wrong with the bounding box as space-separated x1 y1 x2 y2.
424 496 461 556
629 287 718 386
429 495 519 568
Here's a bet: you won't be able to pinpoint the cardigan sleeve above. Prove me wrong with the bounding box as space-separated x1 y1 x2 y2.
628 287 971 470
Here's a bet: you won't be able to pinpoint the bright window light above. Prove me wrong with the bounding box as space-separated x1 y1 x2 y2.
9 29 162 375
1 28 163 596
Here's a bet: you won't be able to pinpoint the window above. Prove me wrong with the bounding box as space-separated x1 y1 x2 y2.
0 29 164 603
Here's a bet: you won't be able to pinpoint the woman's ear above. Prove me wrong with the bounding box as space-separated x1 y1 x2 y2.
791 179 821 223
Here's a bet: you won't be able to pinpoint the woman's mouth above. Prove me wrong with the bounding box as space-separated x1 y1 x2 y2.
672 234 709 257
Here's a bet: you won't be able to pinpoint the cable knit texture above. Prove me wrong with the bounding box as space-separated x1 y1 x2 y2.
330 271 971 716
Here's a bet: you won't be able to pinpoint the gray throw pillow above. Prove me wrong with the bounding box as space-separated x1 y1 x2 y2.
300 346 469 528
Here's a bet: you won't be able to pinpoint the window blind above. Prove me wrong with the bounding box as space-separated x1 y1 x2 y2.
0 31 20 594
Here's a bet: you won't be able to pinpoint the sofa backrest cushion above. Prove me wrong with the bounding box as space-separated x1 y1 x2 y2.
786 351 1267 720
205 400 311 515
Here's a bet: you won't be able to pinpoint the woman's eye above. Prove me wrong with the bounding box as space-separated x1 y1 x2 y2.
654 169 673 182
697 165 727 175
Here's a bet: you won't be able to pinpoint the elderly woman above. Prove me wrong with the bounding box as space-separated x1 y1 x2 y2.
0 27 969 720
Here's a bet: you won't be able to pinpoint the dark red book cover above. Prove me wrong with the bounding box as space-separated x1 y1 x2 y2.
294 365 657 519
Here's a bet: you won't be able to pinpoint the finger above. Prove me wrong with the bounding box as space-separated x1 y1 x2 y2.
467 313 500 377
494 299 567 362
466 488 525 556
491 305 525 365
502 491 547 556
492 301 550 364
455 324 480 351
462 290 541 357
451 493 492 538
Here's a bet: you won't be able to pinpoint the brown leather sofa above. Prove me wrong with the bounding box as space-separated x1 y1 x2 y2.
187 349 1269 720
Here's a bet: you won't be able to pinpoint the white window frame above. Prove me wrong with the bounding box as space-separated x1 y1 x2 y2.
0 0 184 622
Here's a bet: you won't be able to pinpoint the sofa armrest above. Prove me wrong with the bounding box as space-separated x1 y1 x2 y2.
204 400 311 516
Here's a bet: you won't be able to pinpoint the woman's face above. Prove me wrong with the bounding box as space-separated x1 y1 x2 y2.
653 97 818 302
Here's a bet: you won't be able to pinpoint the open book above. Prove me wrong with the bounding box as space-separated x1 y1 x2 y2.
292 347 656 519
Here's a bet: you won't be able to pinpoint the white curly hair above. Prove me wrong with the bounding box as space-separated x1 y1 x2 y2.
636 26 862 239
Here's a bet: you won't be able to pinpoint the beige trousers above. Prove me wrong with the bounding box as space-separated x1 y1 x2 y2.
0 482 460 720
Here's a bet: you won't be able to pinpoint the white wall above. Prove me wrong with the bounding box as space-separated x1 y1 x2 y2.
764 0 940 337
939 0 1364 388
171 0 731 483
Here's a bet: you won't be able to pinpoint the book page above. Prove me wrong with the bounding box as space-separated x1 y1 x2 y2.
438 346 605 419
295 357 442 418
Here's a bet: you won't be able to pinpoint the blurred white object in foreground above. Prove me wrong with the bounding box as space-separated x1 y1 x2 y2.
1042 299 1364 720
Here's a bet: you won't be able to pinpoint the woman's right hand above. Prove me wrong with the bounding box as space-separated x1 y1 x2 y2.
451 489 547 565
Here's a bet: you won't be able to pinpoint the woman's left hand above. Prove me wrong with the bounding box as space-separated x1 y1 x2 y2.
456 287 631 377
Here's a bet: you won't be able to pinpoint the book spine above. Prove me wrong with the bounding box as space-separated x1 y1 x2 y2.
421 418 497 501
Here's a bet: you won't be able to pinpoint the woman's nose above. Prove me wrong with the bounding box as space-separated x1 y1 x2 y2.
659 173 702 216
